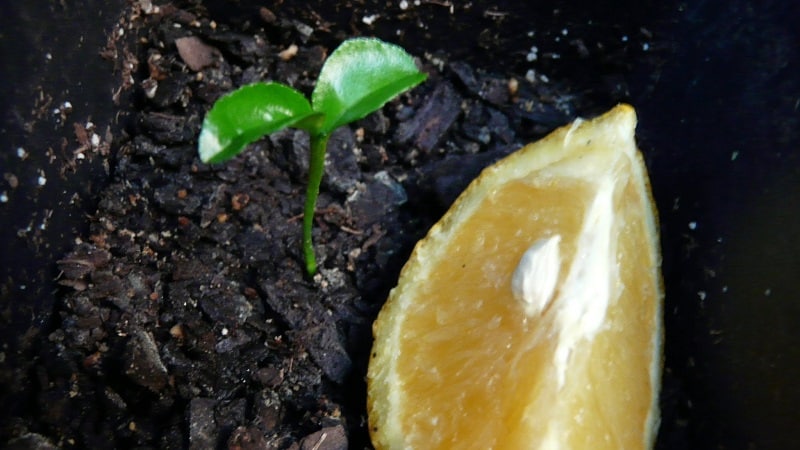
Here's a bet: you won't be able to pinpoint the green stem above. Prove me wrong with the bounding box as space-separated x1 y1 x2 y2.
304 133 330 275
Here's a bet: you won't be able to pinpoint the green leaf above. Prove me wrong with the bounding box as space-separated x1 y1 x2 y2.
199 82 318 163
312 37 427 134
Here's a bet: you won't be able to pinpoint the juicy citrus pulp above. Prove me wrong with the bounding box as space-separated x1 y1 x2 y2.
367 104 662 449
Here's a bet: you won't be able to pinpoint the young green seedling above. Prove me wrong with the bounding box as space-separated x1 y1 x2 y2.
198 38 427 275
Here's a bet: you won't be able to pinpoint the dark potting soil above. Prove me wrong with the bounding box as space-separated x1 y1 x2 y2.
2 1 671 449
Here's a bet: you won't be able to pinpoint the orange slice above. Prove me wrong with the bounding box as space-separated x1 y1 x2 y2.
367 104 662 449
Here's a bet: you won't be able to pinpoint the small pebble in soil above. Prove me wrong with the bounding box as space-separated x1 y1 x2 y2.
124 330 169 392
295 425 348 450
175 36 220 71
4 172 18 188
188 398 218 450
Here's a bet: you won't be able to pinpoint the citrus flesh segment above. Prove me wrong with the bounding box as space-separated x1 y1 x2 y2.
367 104 662 450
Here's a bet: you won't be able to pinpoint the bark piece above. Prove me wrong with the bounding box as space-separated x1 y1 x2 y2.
395 82 461 152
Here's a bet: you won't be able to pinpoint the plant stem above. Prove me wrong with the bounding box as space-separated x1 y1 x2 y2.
303 133 330 275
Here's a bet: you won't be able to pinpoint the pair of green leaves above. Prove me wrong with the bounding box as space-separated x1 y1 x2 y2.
198 38 427 164
198 38 427 275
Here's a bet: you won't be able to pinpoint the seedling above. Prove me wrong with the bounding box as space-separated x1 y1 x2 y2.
198 38 426 275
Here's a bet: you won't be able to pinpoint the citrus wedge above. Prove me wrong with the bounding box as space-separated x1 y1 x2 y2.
367 104 662 449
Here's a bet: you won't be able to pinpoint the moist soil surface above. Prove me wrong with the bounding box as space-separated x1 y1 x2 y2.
2 1 677 449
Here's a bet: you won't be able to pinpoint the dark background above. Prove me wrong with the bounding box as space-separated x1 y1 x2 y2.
1 1 798 448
